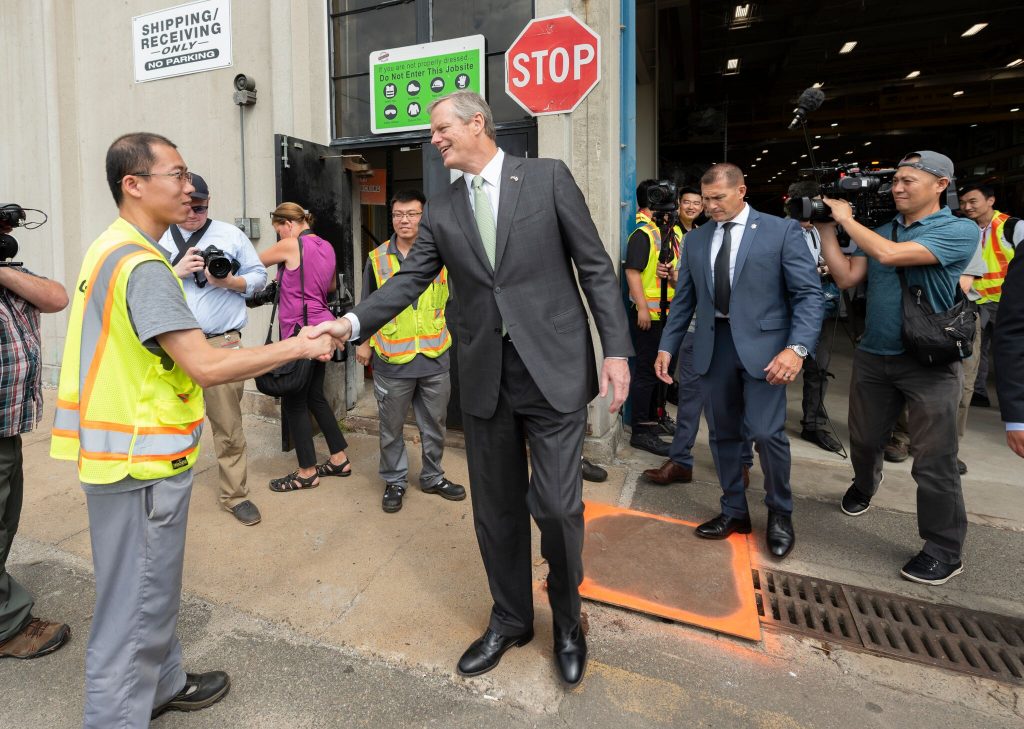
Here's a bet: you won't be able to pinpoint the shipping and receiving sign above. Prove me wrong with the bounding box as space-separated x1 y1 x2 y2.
133 0 233 83
370 36 485 134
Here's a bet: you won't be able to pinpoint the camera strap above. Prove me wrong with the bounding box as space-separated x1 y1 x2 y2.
170 219 213 265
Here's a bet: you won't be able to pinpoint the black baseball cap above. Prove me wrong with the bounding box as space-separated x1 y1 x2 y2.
190 172 210 200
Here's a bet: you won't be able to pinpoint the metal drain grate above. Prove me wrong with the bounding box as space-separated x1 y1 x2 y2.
753 568 1024 684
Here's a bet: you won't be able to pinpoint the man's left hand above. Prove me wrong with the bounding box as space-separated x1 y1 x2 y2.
600 358 630 413
820 196 855 225
764 348 804 386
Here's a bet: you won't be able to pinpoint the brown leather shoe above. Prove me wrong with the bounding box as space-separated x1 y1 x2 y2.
642 460 692 485
0 617 71 659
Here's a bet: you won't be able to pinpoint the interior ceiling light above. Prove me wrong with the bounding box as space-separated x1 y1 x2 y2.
812 145 820 150
970 124 978 127
961 23 987 37
755 157 762 161
725 58 741 74
839 41 857 54
800 154 808 158
734 4 751 20
814 135 821 139
1012 107 1021 112
1007 59 1023 68
953 90 965 97
905 70 921 79
871 161 880 165
812 82 824 89
830 123 839 127
864 141 872 146
762 149 769 153
845 150 854 155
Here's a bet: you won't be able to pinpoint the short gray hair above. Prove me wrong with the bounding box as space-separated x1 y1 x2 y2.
428 91 496 141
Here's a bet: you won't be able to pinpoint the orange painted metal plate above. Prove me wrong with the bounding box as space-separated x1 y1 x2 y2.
580 501 761 641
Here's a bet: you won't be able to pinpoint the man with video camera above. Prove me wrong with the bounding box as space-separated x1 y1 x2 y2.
624 179 680 456
816 151 978 586
157 173 267 526
0 211 72 659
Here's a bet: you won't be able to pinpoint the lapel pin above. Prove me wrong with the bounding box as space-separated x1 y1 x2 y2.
510 175 519 182
751 223 757 229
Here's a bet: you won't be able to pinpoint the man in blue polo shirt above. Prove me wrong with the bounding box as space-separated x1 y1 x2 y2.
815 151 977 586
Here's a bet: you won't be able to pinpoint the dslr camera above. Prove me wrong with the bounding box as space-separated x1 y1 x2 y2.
246 279 278 308
786 164 898 229
198 246 241 279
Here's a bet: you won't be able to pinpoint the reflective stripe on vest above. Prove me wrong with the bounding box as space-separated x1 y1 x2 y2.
634 213 678 320
368 243 451 363
51 219 204 483
975 212 1014 303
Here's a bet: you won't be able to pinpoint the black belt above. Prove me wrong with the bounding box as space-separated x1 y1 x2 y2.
205 329 240 339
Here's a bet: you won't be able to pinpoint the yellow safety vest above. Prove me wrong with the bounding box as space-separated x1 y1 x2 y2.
633 212 679 320
368 242 451 364
51 218 205 484
975 211 1015 303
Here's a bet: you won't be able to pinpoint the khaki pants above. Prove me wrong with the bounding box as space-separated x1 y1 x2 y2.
204 332 248 509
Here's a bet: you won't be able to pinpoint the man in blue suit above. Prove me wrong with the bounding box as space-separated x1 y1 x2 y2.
655 163 823 557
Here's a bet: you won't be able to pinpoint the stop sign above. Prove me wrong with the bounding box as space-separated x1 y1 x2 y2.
504 13 602 116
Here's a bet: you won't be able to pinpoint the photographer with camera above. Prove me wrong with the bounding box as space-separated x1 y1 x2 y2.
815 151 978 586
157 173 268 526
625 179 680 456
0 213 72 660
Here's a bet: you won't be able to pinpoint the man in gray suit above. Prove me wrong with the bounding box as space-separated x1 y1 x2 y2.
312 92 632 685
655 163 823 558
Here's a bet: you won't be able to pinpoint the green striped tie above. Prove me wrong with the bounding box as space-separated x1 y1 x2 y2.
472 175 497 270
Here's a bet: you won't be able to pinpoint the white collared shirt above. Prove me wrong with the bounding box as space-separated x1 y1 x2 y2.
464 148 505 221
709 202 750 290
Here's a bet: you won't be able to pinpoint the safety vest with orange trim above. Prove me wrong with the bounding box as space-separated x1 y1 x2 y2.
974 211 1015 304
632 212 679 320
368 241 451 364
50 218 205 484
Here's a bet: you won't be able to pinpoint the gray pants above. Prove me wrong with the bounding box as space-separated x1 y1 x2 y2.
83 471 192 729
0 435 33 642
373 371 451 488
974 301 999 398
849 350 967 564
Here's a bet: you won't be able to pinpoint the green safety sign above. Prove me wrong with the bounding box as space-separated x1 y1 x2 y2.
370 35 486 134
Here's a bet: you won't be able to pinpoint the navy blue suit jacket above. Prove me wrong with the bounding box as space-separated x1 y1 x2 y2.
659 206 824 377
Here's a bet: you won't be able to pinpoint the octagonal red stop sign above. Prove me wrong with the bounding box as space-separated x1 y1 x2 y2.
505 13 602 116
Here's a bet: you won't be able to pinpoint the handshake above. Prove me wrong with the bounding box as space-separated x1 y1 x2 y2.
295 319 353 361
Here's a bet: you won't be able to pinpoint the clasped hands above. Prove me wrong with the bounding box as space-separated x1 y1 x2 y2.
293 318 354 362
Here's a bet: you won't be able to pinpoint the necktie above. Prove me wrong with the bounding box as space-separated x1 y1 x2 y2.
472 175 497 270
714 222 736 316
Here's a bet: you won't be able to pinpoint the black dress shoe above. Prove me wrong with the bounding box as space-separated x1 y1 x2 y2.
554 625 587 686
695 513 752 539
382 483 406 513
152 671 231 718
800 428 843 454
422 477 466 501
766 511 795 558
457 628 533 677
581 458 608 483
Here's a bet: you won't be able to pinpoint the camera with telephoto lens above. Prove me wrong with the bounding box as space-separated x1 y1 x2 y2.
785 164 898 230
644 180 679 215
198 246 241 279
246 279 278 308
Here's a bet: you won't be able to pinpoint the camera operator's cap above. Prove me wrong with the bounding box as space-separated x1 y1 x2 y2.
898 151 954 180
189 173 210 200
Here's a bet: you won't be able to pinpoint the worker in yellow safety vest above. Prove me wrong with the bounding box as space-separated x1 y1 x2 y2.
355 189 465 514
54 132 334 729
624 179 681 457
960 183 1023 407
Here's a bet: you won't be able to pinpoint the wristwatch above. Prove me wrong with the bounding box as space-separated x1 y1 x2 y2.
786 344 809 359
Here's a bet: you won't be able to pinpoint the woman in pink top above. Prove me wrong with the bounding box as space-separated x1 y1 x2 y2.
259 203 352 490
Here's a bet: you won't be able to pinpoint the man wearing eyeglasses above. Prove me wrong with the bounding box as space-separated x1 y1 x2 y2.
816 151 978 586
354 189 464 513
157 173 267 526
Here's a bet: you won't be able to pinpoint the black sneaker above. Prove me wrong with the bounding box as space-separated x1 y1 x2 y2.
152 671 230 718
840 475 882 517
657 414 676 436
900 551 963 585
382 483 406 513
630 428 670 457
422 477 466 501
970 392 990 408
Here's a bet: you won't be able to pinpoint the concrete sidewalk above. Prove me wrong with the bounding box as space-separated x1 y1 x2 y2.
2 344 1023 727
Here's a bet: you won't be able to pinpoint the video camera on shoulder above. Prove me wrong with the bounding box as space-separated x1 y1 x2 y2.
1 204 48 267
785 164 898 229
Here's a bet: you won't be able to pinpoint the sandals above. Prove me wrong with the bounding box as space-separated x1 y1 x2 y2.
269 471 319 492
315 459 352 477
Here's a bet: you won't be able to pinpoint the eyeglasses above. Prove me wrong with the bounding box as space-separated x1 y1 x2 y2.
121 169 193 185
391 211 423 221
190 205 209 214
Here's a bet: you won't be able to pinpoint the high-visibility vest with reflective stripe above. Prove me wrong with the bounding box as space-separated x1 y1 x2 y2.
368 242 451 364
975 211 1015 303
633 212 679 320
51 218 205 484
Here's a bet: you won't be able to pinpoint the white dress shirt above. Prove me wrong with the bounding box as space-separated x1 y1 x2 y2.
709 203 751 317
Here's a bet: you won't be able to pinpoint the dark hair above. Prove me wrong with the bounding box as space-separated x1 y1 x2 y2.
701 163 744 187
391 189 426 207
787 180 820 199
678 186 700 198
960 183 995 199
636 179 658 208
106 132 177 206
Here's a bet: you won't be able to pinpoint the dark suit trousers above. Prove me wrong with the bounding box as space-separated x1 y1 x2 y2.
462 338 587 637
704 322 793 519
